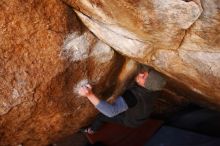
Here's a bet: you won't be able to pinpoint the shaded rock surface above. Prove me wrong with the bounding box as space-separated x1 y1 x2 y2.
66 0 220 104
151 0 220 103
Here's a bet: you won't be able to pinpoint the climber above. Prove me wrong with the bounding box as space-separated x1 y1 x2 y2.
78 64 160 134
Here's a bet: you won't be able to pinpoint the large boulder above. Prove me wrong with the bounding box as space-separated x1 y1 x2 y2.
65 0 220 104
0 0 125 145
0 0 219 145
152 0 220 104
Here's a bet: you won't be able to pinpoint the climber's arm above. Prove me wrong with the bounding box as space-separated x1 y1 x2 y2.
95 96 128 117
78 84 128 117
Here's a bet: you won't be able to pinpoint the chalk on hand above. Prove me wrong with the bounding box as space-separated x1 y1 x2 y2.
73 79 89 95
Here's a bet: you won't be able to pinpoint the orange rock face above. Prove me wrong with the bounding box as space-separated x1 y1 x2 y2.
0 0 220 145
0 0 125 145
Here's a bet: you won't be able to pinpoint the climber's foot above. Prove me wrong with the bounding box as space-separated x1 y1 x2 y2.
80 127 95 135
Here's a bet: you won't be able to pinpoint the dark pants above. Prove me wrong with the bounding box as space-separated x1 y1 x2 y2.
91 113 125 131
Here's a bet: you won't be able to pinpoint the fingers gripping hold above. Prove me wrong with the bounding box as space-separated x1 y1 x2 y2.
78 83 93 97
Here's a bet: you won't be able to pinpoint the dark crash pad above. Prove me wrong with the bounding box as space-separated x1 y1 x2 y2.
85 119 163 146
145 126 220 146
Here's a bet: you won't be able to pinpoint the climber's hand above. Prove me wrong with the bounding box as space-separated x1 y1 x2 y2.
78 84 93 97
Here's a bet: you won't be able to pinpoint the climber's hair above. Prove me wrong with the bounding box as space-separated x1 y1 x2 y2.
126 64 152 87
136 64 152 74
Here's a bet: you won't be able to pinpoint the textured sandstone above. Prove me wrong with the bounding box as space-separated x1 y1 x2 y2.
65 0 202 58
1 0 220 145
151 0 220 102
0 0 124 145
66 0 220 104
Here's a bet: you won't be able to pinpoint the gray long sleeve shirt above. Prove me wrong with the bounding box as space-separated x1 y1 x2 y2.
95 96 128 117
95 84 158 127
